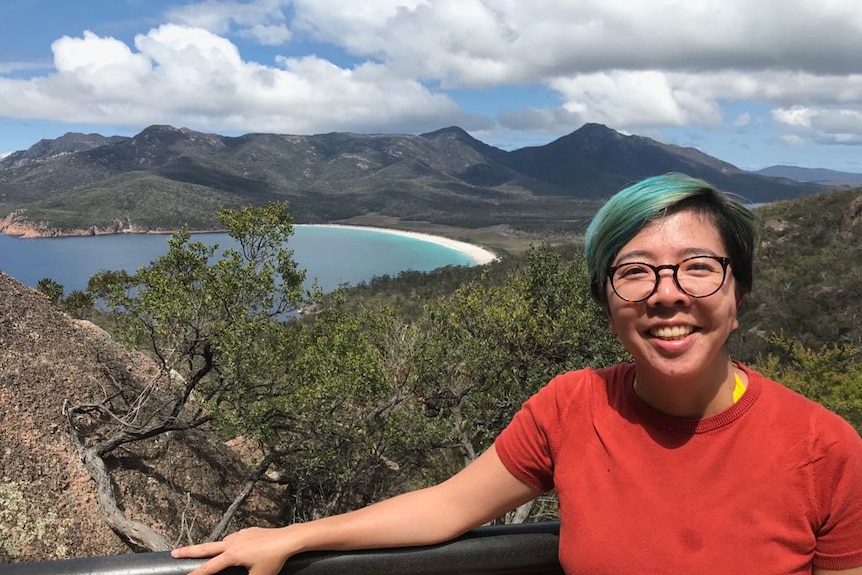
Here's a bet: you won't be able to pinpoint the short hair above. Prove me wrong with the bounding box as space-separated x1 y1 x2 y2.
584 173 758 307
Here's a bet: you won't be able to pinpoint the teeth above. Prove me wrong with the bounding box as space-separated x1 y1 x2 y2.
650 325 693 339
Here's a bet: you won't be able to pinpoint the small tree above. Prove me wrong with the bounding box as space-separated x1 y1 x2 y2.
62 290 95 319
66 202 317 549
36 278 95 319
36 278 64 304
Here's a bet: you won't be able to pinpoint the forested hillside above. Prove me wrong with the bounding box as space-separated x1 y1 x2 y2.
733 187 862 356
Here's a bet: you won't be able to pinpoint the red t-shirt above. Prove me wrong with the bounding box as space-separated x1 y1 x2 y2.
495 363 862 574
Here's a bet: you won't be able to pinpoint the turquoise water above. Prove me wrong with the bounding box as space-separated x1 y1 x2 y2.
0 225 475 293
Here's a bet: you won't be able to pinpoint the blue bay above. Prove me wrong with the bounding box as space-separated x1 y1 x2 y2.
0 225 476 293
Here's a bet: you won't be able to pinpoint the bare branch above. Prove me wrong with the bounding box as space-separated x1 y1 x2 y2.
63 400 172 552
207 454 276 542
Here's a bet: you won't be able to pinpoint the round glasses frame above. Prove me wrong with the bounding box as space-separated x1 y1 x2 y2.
607 255 733 303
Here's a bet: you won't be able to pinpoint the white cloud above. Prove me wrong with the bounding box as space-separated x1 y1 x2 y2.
3 0 862 146
733 113 751 128
809 109 862 132
0 60 53 74
0 25 472 135
771 107 862 146
825 133 862 144
283 0 862 141
239 24 293 46
166 0 291 42
549 70 722 130
780 134 806 147
287 0 862 85
772 106 816 128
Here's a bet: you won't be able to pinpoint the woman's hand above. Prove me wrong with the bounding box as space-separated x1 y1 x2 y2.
171 447 538 575
172 526 296 575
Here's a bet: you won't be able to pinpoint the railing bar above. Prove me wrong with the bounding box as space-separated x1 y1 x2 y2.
0 522 563 575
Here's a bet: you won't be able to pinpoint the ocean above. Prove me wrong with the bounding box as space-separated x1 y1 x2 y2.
0 225 476 293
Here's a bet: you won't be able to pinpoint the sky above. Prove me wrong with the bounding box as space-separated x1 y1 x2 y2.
2 0 862 173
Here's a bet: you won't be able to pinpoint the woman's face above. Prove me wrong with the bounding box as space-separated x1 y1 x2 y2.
605 209 739 381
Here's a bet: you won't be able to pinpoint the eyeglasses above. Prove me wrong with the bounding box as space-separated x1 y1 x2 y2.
607 255 732 303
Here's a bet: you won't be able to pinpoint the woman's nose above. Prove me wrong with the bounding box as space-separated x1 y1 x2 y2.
648 271 689 305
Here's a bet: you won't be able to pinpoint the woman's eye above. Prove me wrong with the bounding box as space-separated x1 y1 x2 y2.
617 265 650 279
682 260 719 274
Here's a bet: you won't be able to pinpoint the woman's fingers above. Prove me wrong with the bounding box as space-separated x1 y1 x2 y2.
183 555 234 575
171 528 292 575
171 541 227 559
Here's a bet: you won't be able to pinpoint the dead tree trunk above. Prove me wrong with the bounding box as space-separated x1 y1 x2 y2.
64 403 172 551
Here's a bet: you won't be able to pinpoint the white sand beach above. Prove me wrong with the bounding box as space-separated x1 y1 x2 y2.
306 224 498 266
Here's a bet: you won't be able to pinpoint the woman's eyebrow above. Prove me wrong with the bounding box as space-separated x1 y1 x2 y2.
613 247 721 263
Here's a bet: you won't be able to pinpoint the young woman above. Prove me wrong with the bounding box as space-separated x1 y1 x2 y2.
173 173 862 574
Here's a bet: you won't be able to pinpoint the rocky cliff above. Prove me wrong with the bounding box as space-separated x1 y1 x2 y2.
0 271 283 562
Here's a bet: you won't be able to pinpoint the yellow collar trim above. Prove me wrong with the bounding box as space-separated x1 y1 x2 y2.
732 372 746 403
632 370 747 403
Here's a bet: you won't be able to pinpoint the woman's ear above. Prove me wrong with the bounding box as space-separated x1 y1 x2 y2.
605 304 617 334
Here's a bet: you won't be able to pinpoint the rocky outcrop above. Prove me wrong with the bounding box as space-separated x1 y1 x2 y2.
0 272 284 562
0 211 54 238
0 210 174 238
842 193 862 231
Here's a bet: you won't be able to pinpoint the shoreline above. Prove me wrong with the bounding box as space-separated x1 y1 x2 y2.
303 224 499 266
0 221 500 267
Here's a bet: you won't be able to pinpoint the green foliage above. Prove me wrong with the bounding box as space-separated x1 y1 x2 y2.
92 202 316 458
755 335 862 433
335 259 514 321
288 303 441 515
102 203 310 348
35 278 95 319
87 201 441 524
35 278 64 304
61 291 95 319
414 245 627 469
732 189 862 362
87 270 132 304
218 299 440 520
85 221 630 527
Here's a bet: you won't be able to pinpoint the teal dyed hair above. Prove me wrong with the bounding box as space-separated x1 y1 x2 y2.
584 173 758 306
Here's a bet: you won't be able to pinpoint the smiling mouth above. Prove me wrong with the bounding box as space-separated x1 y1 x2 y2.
649 325 696 340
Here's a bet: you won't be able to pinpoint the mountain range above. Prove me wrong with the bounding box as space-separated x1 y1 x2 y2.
755 165 862 186
0 123 834 237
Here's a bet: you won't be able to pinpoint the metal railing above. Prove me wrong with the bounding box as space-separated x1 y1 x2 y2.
0 522 562 575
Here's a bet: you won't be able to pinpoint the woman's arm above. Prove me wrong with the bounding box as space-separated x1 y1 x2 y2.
172 445 541 575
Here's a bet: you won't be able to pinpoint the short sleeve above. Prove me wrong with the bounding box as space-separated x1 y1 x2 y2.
494 375 564 493
813 413 862 569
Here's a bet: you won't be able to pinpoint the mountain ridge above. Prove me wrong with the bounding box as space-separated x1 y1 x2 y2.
0 123 827 237
756 164 862 185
